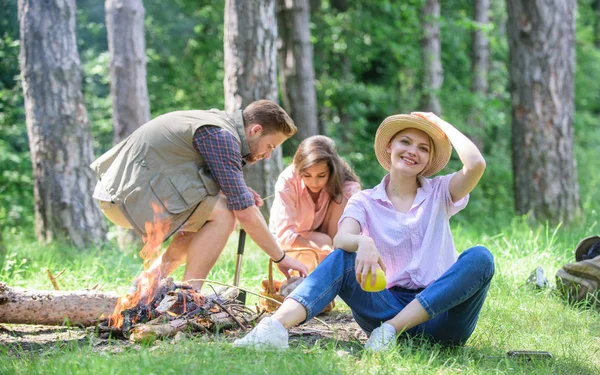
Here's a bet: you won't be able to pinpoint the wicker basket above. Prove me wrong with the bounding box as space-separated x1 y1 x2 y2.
259 248 334 314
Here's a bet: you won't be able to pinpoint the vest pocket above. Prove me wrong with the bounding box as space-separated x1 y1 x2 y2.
150 173 206 214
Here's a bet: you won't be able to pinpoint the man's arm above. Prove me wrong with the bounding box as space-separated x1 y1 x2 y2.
193 126 254 209
194 127 307 277
235 206 308 278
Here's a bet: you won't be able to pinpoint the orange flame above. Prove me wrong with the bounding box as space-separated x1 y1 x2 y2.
140 202 170 270
109 202 170 328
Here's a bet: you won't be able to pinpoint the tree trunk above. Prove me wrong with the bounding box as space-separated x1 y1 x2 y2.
277 0 318 146
224 0 281 219
507 0 580 224
105 0 149 249
0 283 118 326
467 0 490 151
419 0 443 115
18 0 106 247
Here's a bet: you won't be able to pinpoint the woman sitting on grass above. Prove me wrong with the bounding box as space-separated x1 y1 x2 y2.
269 135 361 271
235 112 493 351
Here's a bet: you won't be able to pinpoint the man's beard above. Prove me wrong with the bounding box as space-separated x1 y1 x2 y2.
244 137 260 164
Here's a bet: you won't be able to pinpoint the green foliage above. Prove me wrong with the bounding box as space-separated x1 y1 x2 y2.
0 1 32 237
0 0 599 239
144 1 225 115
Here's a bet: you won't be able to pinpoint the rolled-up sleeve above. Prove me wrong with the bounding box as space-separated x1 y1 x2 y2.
269 175 300 248
338 193 368 235
193 126 254 211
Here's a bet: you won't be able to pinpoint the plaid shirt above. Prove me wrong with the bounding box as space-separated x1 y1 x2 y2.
193 126 254 211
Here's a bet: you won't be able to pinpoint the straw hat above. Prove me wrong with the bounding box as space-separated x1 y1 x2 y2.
374 114 452 177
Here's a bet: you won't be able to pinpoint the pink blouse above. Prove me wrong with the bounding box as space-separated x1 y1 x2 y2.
340 173 469 289
269 165 361 249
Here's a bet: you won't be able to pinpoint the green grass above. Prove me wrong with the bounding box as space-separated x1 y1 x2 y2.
1 217 599 375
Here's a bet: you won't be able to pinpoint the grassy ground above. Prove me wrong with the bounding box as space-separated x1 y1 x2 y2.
0 216 599 375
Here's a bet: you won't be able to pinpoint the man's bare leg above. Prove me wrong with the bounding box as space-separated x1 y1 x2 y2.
182 196 236 290
139 232 192 295
157 231 194 276
145 195 235 290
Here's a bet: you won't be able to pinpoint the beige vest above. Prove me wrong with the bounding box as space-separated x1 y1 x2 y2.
90 109 249 240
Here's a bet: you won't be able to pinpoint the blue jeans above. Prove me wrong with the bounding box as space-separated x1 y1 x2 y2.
288 246 494 345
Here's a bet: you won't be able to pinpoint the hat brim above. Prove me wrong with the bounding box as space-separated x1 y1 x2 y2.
374 114 452 177
575 236 600 262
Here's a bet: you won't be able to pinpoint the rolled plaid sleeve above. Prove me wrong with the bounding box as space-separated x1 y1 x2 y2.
193 126 254 211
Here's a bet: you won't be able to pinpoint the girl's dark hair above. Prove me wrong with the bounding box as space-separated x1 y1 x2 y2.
293 135 361 202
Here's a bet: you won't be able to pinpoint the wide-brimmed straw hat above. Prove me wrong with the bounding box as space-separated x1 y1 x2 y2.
374 114 452 177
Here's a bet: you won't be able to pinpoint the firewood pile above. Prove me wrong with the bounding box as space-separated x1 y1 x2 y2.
94 277 262 343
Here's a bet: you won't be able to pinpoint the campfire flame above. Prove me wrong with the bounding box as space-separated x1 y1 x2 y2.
109 202 170 328
140 202 169 270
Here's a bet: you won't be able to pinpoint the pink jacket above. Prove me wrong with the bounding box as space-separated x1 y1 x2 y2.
269 165 361 249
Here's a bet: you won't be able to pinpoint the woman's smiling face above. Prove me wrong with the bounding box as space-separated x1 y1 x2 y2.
386 128 431 176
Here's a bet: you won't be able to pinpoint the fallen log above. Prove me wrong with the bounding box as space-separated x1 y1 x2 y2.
0 282 118 326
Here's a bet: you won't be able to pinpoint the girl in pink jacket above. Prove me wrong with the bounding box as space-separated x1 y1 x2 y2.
269 135 361 270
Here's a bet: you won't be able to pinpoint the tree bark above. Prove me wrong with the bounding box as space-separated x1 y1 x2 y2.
18 0 106 247
507 0 580 223
105 0 149 249
0 283 118 326
277 0 318 145
105 0 150 146
224 0 281 219
419 0 443 115
468 0 490 151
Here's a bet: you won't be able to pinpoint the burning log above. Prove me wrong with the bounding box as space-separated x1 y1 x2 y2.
129 318 189 343
101 277 261 343
0 282 118 326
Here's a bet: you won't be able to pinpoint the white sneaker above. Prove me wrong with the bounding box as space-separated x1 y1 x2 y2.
233 317 289 349
364 323 396 352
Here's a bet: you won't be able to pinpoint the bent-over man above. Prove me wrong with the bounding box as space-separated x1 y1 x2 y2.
91 100 308 291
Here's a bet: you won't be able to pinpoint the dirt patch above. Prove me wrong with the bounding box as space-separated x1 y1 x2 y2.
0 310 366 356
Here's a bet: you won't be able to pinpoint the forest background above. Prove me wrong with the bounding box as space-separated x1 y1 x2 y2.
0 1 599 373
1 0 599 240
